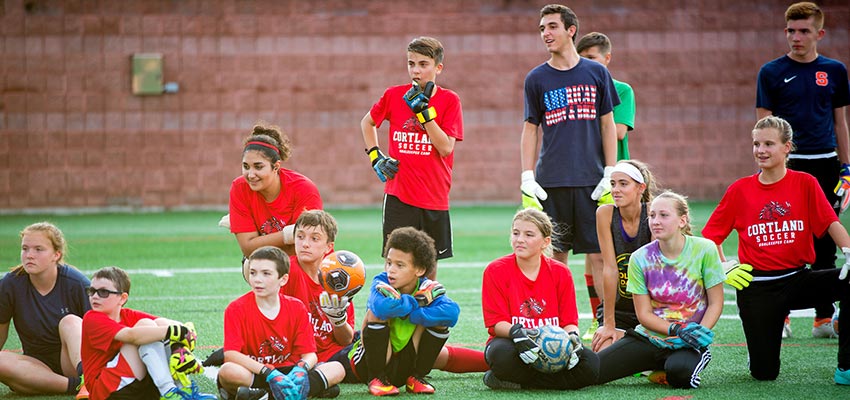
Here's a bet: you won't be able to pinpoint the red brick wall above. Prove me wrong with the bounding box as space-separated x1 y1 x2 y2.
2 0 849 209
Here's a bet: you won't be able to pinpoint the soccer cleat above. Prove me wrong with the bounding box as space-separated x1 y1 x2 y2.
75 375 89 400
368 377 399 396
812 317 837 338
162 387 191 400
482 371 520 390
235 386 268 400
582 319 598 341
781 317 792 339
315 384 341 398
835 368 850 385
202 347 225 367
647 370 669 385
405 376 435 394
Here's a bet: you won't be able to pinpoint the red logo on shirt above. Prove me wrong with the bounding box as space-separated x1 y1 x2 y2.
260 216 286 235
519 298 546 318
815 71 828 87
758 201 790 221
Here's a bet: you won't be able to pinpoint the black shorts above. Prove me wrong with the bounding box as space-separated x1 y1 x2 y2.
540 186 600 254
340 340 417 387
29 351 63 376
595 303 640 329
107 376 159 400
382 194 453 259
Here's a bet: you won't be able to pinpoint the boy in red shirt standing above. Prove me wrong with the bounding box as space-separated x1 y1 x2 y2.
81 266 212 400
360 36 463 280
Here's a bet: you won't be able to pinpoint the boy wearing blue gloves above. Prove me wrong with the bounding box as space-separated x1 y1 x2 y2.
341 227 460 396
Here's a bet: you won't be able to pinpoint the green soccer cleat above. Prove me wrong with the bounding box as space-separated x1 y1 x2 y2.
582 319 599 341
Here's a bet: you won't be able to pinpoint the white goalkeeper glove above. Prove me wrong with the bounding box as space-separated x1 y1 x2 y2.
218 213 230 229
520 170 548 210
319 291 349 327
841 247 850 281
591 166 614 201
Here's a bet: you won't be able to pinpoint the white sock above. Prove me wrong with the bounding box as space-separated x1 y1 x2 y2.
139 341 177 395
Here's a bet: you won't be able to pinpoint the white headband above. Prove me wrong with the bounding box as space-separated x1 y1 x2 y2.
611 162 644 184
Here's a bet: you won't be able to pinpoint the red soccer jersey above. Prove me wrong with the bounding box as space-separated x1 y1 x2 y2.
223 291 316 367
81 308 157 400
370 84 463 210
229 168 322 235
281 256 356 362
702 170 838 272
481 254 578 340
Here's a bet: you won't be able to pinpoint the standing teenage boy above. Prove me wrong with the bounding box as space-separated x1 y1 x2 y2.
519 4 619 339
756 1 850 339
360 36 463 280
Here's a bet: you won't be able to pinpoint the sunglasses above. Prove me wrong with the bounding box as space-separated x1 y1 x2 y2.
86 287 123 298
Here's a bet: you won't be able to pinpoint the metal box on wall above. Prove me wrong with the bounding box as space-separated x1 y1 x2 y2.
131 53 163 95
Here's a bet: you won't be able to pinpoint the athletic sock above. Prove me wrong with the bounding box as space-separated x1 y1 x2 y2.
66 375 81 394
441 345 488 373
139 341 177 395
414 328 450 377
585 273 600 319
363 323 391 380
307 369 329 396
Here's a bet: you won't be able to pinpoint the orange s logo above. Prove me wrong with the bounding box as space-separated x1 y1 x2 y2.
816 71 828 87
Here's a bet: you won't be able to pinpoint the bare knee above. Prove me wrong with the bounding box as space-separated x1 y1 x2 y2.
316 361 345 386
218 362 253 390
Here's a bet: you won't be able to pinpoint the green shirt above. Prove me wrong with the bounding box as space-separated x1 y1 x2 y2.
613 79 635 160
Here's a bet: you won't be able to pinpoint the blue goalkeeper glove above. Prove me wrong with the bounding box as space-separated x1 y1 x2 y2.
722 260 754 290
669 321 714 350
403 81 437 123
413 279 446 307
520 170 548 210
591 166 614 201
509 323 540 364
262 366 296 400
634 325 688 350
366 147 399 183
835 163 850 214
285 361 310 400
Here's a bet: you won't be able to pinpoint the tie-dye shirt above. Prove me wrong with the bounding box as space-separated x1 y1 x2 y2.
627 235 724 333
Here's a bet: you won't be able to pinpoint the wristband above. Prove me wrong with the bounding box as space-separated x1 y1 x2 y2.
416 107 437 124
296 359 311 370
366 146 380 162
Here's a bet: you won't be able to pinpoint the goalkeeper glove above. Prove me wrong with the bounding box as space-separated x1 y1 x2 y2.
722 259 754 290
597 189 614 206
319 291 349 327
669 321 714 350
841 247 850 282
165 323 197 351
262 365 296 400
366 146 399 183
218 213 230 229
520 170 548 210
375 283 401 299
567 331 582 370
413 279 446 307
169 345 203 387
591 166 614 201
509 323 540 364
403 81 437 123
835 163 850 214
285 360 310 400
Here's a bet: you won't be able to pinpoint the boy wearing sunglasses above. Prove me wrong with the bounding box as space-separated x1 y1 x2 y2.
80 266 215 400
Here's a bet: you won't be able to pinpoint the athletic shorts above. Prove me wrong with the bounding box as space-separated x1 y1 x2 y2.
339 340 417 387
595 303 640 330
28 351 63 375
92 352 155 400
382 194 453 259
106 375 158 400
540 186 600 254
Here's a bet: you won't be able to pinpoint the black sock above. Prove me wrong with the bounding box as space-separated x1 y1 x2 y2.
363 322 390 380
76 361 83 377
66 375 81 394
414 328 450 377
307 369 329 396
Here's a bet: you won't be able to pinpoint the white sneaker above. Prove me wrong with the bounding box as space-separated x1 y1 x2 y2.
781 317 792 339
812 318 837 338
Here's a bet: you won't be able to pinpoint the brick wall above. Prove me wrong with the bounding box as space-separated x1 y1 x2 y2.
2 0 849 210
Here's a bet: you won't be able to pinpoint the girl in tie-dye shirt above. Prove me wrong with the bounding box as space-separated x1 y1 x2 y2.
595 191 724 389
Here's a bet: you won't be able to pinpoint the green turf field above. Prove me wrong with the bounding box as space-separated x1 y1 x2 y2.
1 204 847 398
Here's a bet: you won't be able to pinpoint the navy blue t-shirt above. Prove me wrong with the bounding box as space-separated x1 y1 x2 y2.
757 55 850 153
0 264 90 356
524 58 618 187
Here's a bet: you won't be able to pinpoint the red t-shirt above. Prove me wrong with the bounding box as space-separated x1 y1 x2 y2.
281 256 356 362
81 308 157 400
223 291 316 367
702 170 838 271
481 254 578 340
370 84 464 210
229 168 322 235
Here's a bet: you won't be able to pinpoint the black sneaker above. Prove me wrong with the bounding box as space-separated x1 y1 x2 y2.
482 371 520 390
203 347 225 367
235 386 268 400
314 384 340 398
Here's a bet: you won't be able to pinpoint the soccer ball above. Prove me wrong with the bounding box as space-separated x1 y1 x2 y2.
319 250 366 298
531 325 572 373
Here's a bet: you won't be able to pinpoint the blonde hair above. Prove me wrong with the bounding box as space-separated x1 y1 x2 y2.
512 208 559 257
653 191 692 236
12 222 68 274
